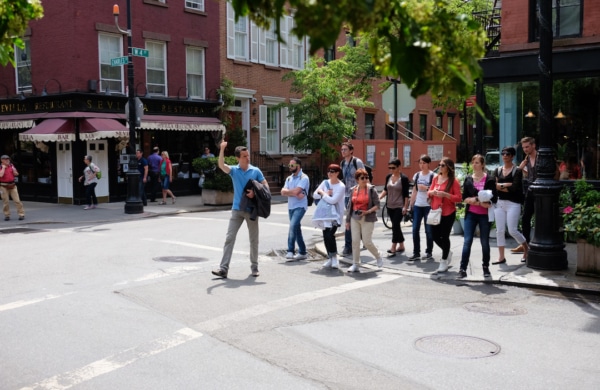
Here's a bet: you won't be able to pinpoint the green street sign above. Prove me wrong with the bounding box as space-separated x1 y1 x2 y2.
111 56 128 66
132 48 149 57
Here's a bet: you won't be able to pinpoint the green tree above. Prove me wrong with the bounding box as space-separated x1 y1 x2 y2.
229 0 486 100
279 44 376 166
0 0 44 66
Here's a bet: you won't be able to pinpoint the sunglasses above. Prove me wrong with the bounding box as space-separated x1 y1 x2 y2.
288 164 298 168
388 166 396 169
358 176 369 180
501 152 512 156
327 170 338 174
439 164 446 167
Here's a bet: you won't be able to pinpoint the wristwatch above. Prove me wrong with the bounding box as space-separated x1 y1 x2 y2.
501 183 505 188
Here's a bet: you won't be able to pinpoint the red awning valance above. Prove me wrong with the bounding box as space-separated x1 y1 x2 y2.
18 118 128 142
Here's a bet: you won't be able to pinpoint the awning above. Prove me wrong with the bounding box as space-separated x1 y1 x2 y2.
138 115 225 133
79 118 129 140
0 119 35 129
18 118 128 142
19 119 76 142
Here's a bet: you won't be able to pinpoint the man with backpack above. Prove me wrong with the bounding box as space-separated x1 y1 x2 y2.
281 157 310 261
340 142 365 256
408 154 435 261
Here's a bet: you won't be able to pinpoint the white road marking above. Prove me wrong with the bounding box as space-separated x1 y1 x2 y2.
21 328 203 390
146 239 248 255
0 293 74 313
113 265 205 285
198 273 401 332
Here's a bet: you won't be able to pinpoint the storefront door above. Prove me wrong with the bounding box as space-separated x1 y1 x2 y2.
56 142 73 203
87 140 109 201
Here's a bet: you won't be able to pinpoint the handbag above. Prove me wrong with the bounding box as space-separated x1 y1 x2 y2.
426 208 442 225
312 197 339 222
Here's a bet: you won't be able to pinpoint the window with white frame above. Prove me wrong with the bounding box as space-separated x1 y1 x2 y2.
365 113 375 140
15 39 31 93
447 115 455 137
259 100 295 154
185 0 204 11
281 15 305 70
265 107 280 153
226 2 249 61
146 41 166 96
264 23 278 65
186 47 205 99
98 34 123 93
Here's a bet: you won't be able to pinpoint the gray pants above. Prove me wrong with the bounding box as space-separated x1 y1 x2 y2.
219 210 259 273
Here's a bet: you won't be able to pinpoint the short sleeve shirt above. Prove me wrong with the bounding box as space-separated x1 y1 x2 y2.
229 164 266 211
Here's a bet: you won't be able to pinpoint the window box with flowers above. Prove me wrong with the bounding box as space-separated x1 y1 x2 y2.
561 180 600 277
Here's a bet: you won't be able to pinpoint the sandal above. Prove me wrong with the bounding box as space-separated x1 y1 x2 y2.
172 197 176 204
158 201 166 205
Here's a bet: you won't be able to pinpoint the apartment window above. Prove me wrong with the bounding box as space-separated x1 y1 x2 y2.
448 114 455 137
532 0 581 40
435 112 443 128
264 23 278 65
365 114 375 140
186 47 205 99
324 45 335 63
15 39 31 93
266 107 280 153
99 34 123 93
146 41 166 96
407 113 414 139
234 16 249 60
185 0 204 11
419 114 427 140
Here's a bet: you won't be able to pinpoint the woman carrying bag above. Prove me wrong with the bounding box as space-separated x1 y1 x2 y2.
345 168 383 272
312 164 346 269
427 158 462 273
378 159 410 256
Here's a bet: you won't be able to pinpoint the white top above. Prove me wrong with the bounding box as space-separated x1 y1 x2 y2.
312 180 346 229
413 171 435 207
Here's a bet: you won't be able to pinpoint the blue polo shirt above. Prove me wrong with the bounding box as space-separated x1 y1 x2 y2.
229 164 265 211
284 169 309 210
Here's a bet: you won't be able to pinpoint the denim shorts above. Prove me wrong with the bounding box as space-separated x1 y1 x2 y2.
161 175 170 190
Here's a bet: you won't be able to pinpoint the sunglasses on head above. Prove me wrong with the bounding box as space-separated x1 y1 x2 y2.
439 164 446 167
358 176 369 180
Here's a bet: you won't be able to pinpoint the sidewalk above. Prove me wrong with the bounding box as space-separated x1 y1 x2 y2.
3 196 600 294
314 221 600 295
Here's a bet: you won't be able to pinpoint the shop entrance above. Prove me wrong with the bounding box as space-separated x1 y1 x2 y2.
56 142 73 204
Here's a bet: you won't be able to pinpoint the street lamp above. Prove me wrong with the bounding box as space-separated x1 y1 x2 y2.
113 2 143 214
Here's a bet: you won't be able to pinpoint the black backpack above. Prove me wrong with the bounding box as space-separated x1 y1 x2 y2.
342 157 373 182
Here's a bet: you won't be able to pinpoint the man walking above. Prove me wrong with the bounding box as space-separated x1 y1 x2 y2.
212 142 269 278
340 142 364 256
281 157 309 261
136 149 149 206
147 146 161 202
0 155 25 221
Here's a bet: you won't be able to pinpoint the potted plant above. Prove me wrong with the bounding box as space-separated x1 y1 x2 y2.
562 179 600 277
192 156 237 205
453 203 465 235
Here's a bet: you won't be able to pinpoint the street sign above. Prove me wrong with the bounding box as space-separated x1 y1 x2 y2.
382 83 416 122
110 56 128 66
132 48 149 57
466 95 476 107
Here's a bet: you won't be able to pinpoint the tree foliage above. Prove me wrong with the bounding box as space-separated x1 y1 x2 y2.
279 44 377 166
0 0 43 66
229 0 487 100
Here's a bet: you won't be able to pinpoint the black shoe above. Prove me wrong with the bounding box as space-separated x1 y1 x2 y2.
211 269 227 278
483 266 491 277
492 258 506 265
342 248 352 256
18 216 24 220
408 253 420 261
4 216 9 221
457 269 467 279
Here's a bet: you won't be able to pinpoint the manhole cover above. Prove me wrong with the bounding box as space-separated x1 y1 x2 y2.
0 227 44 234
415 335 500 359
464 302 527 316
153 256 206 263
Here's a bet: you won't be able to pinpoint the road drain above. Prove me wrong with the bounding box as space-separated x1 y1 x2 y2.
153 256 206 263
415 335 501 359
464 302 527 316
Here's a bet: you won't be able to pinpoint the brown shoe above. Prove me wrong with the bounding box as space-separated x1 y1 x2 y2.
510 244 525 253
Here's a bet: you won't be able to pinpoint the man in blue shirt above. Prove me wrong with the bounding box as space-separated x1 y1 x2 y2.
136 149 149 206
212 141 268 278
281 157 309 261
147 147 162 202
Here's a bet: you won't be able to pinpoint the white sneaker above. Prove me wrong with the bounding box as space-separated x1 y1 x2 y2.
376 257 383 268
293 253 308 260
323 259 333 268
436 260 449 273
444 251 453 266
286 252 294 259
347 264 360 273
331 257 339 269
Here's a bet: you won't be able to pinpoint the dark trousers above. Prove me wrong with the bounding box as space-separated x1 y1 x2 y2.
139 180 147 206
85 183 97 206
431 211 456 259
322 225 339 257
148 170 160 201
387 207 405 244
522 191 534 243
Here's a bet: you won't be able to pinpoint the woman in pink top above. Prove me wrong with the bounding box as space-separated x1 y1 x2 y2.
427 158 462 273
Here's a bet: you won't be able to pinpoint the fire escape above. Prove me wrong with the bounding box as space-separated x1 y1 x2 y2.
472 0 502 57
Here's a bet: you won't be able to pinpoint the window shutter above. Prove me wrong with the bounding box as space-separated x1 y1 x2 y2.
226 3 235 59
250 21 259 63
287 16 294 69
259 105 268 151
279 17 288 68
281 107 293 154
258 27 266 64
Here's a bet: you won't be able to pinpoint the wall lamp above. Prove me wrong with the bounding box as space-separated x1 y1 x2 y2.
555 109 566 119
41 78 62 96
135 82 151 98
525 109 536 118
252 108 257 116
177 86 192 101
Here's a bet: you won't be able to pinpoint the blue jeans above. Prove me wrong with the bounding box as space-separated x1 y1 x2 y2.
412 205 433 255
460 211 491 270
288 207 307 254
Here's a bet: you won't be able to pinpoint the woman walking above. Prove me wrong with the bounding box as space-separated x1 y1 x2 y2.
312 164 346 269
345 168 383 272
378 159 410 256
457 154 497 279
493 146 529 264
408 154 435 261
78 155 100 210
159 151 176 205
427 158 462 273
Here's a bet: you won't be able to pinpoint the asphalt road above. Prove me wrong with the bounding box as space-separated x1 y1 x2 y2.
2 203 600 389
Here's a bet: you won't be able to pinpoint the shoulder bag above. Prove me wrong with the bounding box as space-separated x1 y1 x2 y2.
426 208 442 225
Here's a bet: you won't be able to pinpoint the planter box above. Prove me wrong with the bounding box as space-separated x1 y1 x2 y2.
202 189 234 205
576 239 600 278
452 220 463 235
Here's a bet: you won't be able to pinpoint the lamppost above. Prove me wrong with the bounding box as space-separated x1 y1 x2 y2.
527 0 567 269
113 2 143 214
392 78 398 158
